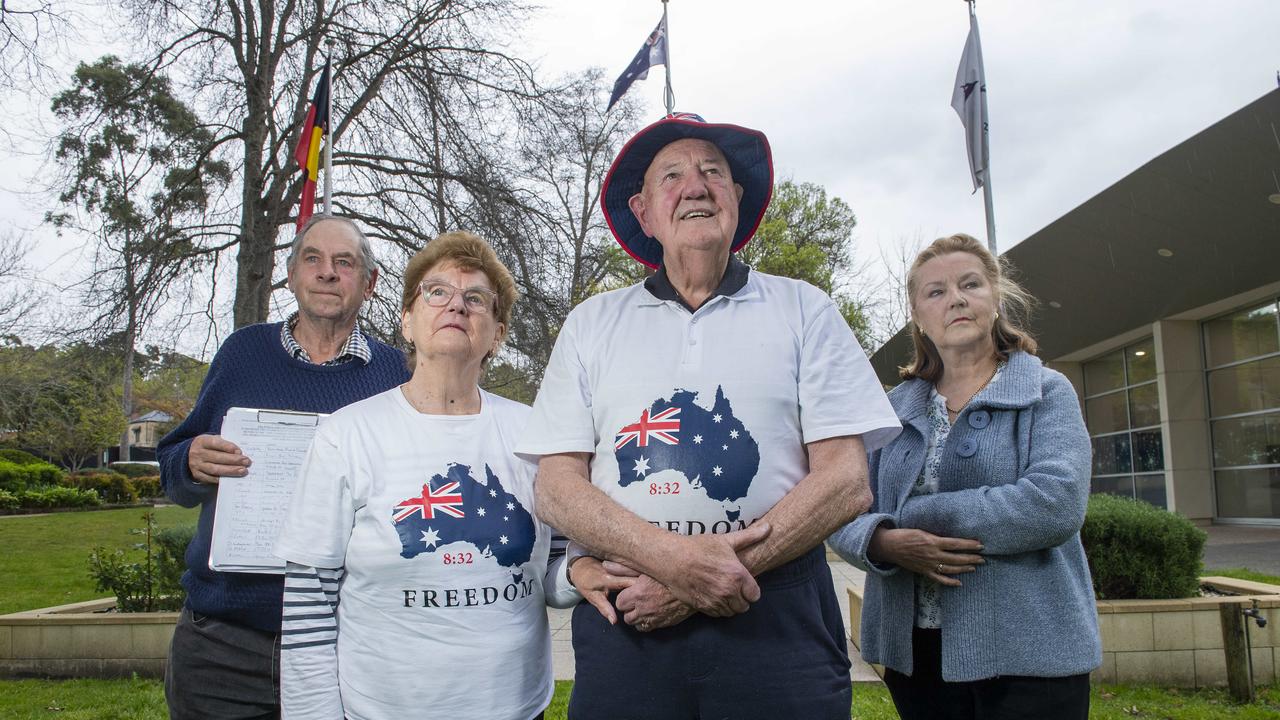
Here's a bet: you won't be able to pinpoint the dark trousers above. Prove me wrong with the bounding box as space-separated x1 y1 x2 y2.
568 545 851 720
883 627 1090 720
165 606 281 720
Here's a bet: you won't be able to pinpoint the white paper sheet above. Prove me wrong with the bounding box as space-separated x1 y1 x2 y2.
208 408 327 574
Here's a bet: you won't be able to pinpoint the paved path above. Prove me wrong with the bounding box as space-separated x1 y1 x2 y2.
1202 523 1280 576
548 556 880 683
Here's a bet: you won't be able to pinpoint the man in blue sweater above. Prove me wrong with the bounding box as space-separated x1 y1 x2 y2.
158 215 410 719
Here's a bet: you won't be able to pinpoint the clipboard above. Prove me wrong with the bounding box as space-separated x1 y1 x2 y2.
207 407 328 574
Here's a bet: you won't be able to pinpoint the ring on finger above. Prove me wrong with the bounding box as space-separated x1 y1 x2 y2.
936 563 945 574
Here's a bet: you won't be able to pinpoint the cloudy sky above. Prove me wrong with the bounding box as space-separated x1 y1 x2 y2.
3 0 1278 351
521 0 1279 254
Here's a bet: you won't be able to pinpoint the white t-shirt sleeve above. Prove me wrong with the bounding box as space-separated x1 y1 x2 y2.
276 426 357 568
515 310 597 462
798 295 901 452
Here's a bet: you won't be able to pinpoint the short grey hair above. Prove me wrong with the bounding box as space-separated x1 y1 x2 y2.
287 214 375 281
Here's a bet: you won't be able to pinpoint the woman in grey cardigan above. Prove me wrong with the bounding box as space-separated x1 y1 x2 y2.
829 233 1100 719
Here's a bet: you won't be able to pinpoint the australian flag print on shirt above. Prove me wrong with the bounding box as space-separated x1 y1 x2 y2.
614 386 760 516
391 463 535 570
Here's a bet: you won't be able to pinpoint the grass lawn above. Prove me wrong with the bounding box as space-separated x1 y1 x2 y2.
0 680 1276 718
0 506 199 615
1205 567 1280 586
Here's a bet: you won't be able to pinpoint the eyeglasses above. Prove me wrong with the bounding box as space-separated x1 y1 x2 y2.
417 280 498 314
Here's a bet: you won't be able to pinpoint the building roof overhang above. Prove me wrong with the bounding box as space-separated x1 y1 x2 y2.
871 88 1280 384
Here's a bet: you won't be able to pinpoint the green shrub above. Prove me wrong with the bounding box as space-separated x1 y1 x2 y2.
88 512 188 612
0 489 17 511
1081 493 1206 599
131 475 162 498
154 524 195 593
17 486 101 509
111 462 160 479
0 448 45 465
64 471 138 504
0 460 64 493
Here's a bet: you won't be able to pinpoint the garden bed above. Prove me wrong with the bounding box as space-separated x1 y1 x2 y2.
846 576 1280 688
0 599 178 679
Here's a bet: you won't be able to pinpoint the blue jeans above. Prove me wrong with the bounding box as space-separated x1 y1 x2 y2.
568 545 851 720
165 606 280 719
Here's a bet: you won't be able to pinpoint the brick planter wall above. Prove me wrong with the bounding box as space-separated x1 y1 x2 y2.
846 576 1280 687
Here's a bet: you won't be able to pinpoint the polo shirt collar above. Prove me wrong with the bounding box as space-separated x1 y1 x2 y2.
641 255 751 312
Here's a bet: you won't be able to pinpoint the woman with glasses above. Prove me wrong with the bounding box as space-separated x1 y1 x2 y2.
275 232 607 720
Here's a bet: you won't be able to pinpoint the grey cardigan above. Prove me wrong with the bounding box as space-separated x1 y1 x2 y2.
828 351 1101 681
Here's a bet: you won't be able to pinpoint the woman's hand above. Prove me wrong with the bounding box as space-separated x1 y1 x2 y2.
568 556 635 624
868 526 984 587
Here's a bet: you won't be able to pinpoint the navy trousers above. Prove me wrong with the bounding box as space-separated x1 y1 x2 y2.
568 545 851 720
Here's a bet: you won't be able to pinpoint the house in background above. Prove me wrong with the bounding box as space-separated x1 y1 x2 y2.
871 88 1280 526
105 410 175 464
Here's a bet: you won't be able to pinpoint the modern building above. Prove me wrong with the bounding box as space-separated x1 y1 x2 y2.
871 87 1280 526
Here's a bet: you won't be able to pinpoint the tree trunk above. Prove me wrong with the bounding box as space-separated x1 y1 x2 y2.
119 268 136 463
232 67 278 328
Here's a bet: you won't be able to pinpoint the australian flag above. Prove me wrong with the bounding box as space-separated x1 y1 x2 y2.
390 463 536 569
607 16 668 111
613 386 760 508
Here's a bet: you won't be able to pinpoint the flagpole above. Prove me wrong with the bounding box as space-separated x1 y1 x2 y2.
970 0 997 254
323 42 335 215
661 0 674 114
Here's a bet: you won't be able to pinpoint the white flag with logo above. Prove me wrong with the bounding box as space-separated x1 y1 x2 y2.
951 12 988 192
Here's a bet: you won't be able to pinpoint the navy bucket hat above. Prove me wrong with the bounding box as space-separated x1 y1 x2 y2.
601 112 774 269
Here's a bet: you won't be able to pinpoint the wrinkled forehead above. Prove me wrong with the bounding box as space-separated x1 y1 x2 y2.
643 138 732 181
302 220 362 255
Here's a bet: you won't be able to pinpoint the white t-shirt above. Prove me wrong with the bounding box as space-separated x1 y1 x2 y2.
275 387 568 720
516 271 901 534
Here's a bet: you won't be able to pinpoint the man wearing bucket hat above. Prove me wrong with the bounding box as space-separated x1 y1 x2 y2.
518 113 900 718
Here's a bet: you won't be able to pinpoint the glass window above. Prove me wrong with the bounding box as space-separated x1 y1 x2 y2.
1204 302 1279 369
1135 474 1168 508
1086 392 1128 435
1092 435 1131 475
1213 468 1280 520
1084 351 1125 395
1207 355 1280 418
1126 338 1157 384
1206 300 1280 521
1128 383 1161 428
1131 429 1164 473
1211 413 1280 467
1092 475 1135 498
1083 338 1165 507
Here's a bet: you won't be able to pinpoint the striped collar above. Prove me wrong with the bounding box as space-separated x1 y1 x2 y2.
280 312 371 366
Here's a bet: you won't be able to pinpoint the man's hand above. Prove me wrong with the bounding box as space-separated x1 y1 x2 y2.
608 562 695 632
652 522 771 617
568 557 635 625
188 434 250 485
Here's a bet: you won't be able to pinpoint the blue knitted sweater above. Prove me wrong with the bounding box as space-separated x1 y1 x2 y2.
158 322 410 632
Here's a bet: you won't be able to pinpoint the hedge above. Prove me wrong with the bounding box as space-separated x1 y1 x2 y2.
1081 493 1206 600
63 471 138 504
0 448 46 465
132 475 162 498
111 463 161 479
13 486 101 509
0 459 65 493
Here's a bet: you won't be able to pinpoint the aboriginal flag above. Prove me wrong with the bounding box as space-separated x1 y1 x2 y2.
293 60 331 232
